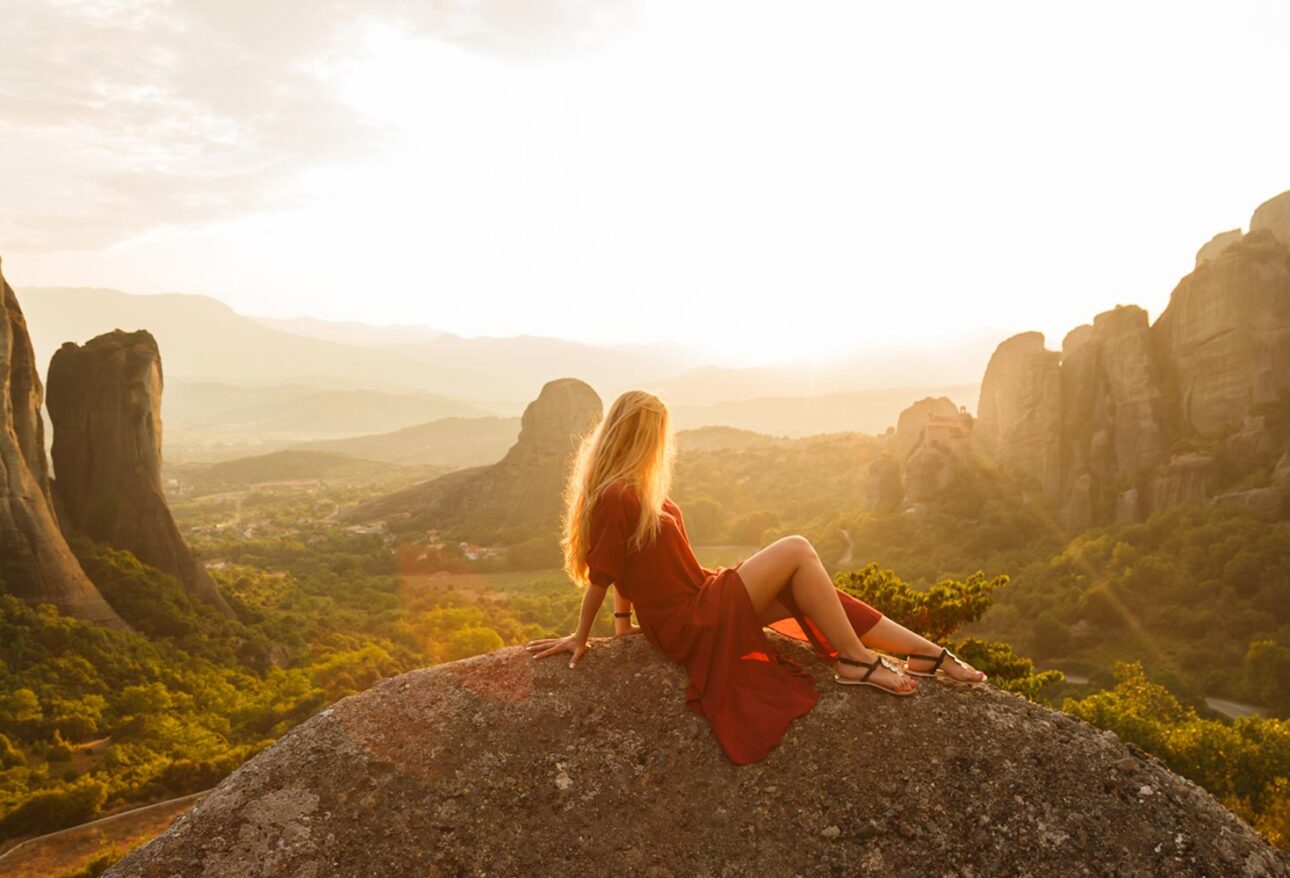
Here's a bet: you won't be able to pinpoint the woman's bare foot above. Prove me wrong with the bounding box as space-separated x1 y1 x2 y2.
836 649 919 693
906 648 987 683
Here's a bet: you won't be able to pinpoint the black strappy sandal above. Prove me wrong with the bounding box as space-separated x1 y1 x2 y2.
901 647 987 684
834 653 916 696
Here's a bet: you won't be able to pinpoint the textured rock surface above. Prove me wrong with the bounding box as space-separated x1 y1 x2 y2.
973 332 1064 501
0 260 125 627
893 396 958 458
1148 454 1217 516
864 456 903 512
46 329 233 617
106 633 1288 878
1059 306 1169 528
1252 190 1290 251
964 190 1290 527
344 378 602 538
1152 229 1290 437
1195 228 1244 266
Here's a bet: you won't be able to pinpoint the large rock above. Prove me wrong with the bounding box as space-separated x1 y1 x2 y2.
46 329 233 617
343 378 602 539
1251 190 1290 251
863 456 903 512
1195 229 1244 267
0 261 126 627
893 395 959 459
1152 229 1290 436
1147 454 1217 516
1059 306 1169 528
105 633 1289 878
974 332 1064 501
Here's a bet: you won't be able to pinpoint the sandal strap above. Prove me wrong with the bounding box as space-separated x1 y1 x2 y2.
838 654 883 682
906 647 948 671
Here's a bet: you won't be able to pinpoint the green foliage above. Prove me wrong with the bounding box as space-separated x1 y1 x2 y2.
836 563 1006 643
57 847 127 878
953 638 1063 701
0 776 107 838
835 562 1059 702
1063 662 1290 850
973 502 1290 704
1246 640 1290 715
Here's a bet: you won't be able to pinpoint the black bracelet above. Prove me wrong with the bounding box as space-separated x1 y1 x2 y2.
613 611 632 618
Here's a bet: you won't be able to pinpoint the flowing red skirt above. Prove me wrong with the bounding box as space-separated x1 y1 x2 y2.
675 561 883 764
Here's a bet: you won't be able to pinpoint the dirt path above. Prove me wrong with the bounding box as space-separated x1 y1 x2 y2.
0 791 208 878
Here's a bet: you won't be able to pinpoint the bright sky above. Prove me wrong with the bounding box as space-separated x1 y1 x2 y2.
3 1 1288 368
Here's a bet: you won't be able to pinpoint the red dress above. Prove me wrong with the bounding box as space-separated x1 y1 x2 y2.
586 479 884 764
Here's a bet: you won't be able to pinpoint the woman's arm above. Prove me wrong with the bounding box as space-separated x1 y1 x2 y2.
574 582 609 645
613 587 640 636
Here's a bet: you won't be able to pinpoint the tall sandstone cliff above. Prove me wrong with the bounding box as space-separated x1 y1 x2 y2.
0 259 126 627
46 329 234 617
343 377 602 538
972 190 1290 527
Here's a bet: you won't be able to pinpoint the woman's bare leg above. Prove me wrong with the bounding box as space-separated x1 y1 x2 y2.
737 536 916 692
758 599 985 683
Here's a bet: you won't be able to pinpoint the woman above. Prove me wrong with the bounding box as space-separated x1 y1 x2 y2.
525 390 985 764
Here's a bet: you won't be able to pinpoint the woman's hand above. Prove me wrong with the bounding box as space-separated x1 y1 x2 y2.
615 624 643 637
525 634 589 668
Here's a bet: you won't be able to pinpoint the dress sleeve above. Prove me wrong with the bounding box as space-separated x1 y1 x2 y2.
586 488 631 588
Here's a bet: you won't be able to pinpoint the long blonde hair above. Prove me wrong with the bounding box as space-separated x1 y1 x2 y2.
562 389 676 587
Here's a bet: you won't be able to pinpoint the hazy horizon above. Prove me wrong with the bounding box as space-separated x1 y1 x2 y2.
4 2 1288 369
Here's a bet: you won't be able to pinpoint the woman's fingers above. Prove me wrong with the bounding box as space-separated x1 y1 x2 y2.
568 643 588 669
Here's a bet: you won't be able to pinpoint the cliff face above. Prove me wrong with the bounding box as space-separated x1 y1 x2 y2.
45 329 233 617
973 331 1064 502
105 633 1288 878
964 190 1290 526
0 260 126 628
1153 229 1290 437
342 378 602 538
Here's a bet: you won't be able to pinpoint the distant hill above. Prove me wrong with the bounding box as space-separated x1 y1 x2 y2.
669 385 979 437
674 425 788 452
247 315 448 347
18 286 708 406
161 380 494 439
293 416 520 467
168 450 445 496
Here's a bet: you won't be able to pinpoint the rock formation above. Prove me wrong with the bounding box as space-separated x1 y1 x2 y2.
1058 305 1169 528
1251 190 1290 251
972 331 1064 502
343 378 602 539
1195 229 1243 266
863 456 903 512
961 189 1290 528
105 633 1289 878
0 259 126 628
1153 228 1290 438
893 395 958 458
46 329 233 617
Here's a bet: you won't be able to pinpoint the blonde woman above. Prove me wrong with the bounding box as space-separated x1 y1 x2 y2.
525 390 985 764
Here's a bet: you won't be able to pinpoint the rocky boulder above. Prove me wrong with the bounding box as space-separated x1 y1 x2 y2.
343 378 602 539
106 633 1288 878
0 259 126 628
46 329 233 617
